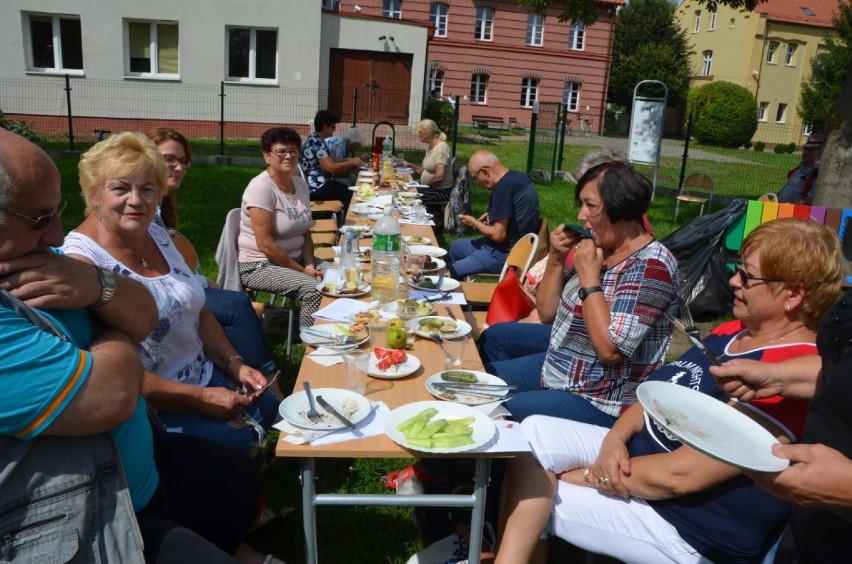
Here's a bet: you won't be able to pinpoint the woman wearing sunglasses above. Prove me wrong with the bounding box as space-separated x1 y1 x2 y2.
495 218 842 563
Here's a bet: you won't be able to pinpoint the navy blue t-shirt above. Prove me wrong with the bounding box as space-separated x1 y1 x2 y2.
629 320 815 562
486 170 539 253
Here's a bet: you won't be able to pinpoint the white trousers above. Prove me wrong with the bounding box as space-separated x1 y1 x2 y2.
521 415 711 564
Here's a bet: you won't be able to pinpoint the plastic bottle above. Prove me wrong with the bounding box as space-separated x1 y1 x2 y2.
382 135 393 156
338 228 360 291
371 205 402 305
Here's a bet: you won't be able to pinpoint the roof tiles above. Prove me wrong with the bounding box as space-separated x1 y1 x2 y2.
755 0 839 28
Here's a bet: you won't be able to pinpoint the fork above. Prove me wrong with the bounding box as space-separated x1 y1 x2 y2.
677 296 700 339
303 381 323 424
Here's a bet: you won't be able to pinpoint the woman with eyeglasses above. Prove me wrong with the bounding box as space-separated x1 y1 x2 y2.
238 127 324 328
494 218 843 564
145 128 282 394
61 132 280 456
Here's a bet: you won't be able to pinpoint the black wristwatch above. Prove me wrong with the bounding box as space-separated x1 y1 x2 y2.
93 267 117 307
578 286 603 301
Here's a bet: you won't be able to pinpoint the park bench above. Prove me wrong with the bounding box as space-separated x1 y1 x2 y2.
471 115 505 143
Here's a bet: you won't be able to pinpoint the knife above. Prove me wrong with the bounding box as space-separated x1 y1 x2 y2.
316 396 356 429
445 306 457 321
432 384 507 399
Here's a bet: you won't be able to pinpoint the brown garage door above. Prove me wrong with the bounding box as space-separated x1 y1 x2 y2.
329 49 412 124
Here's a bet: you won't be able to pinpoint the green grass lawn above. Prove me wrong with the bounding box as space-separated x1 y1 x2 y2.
49 137 786 562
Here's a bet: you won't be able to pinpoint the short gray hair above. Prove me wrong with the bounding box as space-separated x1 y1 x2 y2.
575 147 627 179
344 127 366 145
0 155 17 225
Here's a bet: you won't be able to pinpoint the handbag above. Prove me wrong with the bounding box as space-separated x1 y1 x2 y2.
485 267 536 325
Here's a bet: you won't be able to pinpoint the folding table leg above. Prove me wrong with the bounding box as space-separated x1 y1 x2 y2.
467 458 491 564
300 458 318 564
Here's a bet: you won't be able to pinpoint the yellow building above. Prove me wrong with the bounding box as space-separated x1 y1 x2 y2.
674 0 837 146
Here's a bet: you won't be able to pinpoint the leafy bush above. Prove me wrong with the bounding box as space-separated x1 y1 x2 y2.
0 109 40 142
753 141 766 152
687 82 758 148
773 142 796 154
422 100 456 136
743 141 752 150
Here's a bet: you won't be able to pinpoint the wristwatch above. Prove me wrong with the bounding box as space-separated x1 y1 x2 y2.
93 267 117 307
578 286 603 301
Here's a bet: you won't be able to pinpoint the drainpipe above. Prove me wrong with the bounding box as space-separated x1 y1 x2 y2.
598 7 617 135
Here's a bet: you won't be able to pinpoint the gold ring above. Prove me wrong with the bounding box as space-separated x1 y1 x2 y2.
598 476 609 486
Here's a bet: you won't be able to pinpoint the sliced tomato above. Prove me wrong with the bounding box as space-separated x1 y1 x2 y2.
375 348 407 370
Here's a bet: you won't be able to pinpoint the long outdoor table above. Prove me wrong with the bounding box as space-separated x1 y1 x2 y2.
276 195 510 564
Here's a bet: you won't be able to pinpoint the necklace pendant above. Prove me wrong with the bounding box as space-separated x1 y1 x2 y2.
141 258 149 268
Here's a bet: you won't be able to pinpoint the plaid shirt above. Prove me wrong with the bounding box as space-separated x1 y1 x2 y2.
541 240 678 417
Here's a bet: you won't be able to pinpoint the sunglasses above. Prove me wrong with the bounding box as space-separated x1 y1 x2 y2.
0 200 67 230
734 265 783 289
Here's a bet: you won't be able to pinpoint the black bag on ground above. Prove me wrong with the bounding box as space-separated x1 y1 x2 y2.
661 199 747 320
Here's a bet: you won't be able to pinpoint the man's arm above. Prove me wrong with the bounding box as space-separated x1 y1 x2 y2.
709 355 823 401
0 252 157 342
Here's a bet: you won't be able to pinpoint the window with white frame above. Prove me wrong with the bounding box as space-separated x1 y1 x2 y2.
729 18 736 28
693 10 701 32
383 0 402 19
766 41 779 63
322 0 340 10
226 27 277 82
563 81 580 112
430 3 448 37
785 43 797 66
470 73 488 104
125 21 179 77
526 13 544 46
708 10 717 30
701 50 713 76
758 101 768 121
520 78 538 108
569 21 585 50
802 123 813 136
24 13 84 73
776 103 787 123
428 67 444 95
475 7 494 41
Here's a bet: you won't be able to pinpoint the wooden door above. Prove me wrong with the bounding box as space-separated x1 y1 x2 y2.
329 49 412 123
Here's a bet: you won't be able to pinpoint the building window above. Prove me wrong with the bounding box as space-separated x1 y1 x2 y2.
470 73 488 104
383 0 402 19
475 7 494 41
322 0 340 10
758 101 768 121
693 10 701 32
708 10 717 30
701 50 713 76
569 21 585 50
526 13 544 46
729 18 736 28
521 78 538 108
226 27 277 82
428 67 444 95
24 13 84 73
563 81 580 112
785 44 797 66
776 103 787 123
802 123 813 136
125 21 179 77
766 41 778 63
430 3 448 37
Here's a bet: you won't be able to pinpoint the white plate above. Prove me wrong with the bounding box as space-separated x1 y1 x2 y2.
368 353 422 379
417 257 446 274
408 316 472 339
425 371 508 406
396 167 414 174
316 283 371 298
299 323 370 348
351 203 382 215
398 191 421 198
403 235 432 245
408 275 460 293
384 401 497 453
279 388 371 430
637 381 790 472
380 299 435 319
406 245 447 258
340 225 372 234
367 213 384 221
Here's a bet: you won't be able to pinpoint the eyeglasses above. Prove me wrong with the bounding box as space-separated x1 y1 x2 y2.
470 166 488 181
270 149 300 159
0 200 67 230
163 155 191 169
734 265 783 289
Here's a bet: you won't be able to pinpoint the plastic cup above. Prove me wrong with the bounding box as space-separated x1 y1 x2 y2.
442 335 468 370
343 351 370 394
368 318 389 349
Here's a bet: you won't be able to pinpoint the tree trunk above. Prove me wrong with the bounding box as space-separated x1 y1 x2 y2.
814 61 852 210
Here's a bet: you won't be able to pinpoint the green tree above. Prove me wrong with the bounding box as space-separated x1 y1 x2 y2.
798 0 852 132
687 81 758 148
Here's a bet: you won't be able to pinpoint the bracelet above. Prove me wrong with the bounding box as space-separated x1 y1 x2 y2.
583 468 595 488
225 354 244 375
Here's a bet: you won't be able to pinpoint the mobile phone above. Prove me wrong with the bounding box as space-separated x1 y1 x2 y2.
563 223 592 238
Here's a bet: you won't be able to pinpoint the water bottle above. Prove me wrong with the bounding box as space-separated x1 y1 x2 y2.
338 228 360 291
382 135 393 156
371 205 402 305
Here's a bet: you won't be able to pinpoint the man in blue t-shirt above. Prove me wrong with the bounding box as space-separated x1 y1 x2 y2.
447 150 540 279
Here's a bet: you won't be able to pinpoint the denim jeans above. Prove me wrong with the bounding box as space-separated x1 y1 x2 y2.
488 352 617 427
479 321 553 365
204 287 276 375
446 238 508 279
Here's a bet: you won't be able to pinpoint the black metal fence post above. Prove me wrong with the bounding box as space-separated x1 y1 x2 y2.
450 95 460 158
219 81 226 157
352 88 358 126
526 104 539 175
64 74 74 152
677 113 693 192
557 103 567 171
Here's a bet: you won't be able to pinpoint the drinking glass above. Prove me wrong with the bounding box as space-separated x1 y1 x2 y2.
343 351 370 394
442 335 469 369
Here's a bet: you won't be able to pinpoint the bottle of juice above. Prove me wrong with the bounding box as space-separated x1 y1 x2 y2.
371 205 401 305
